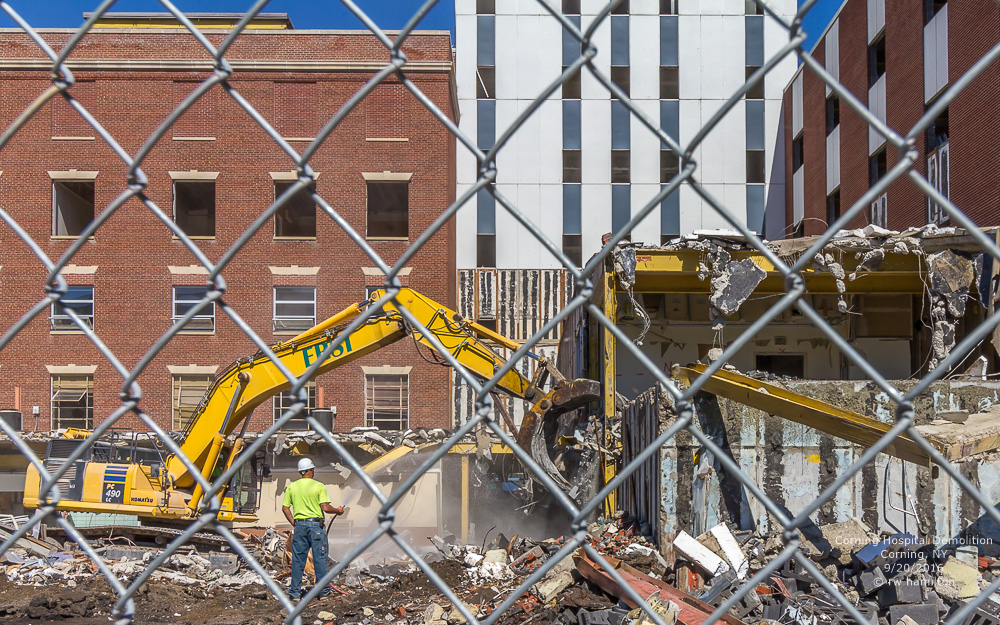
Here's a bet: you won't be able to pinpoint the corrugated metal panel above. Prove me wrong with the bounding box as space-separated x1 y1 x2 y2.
539 270 562 341
478 269 497 319
520 270 540 340
458 269 475 321
621 385 662 546
498 270 518 339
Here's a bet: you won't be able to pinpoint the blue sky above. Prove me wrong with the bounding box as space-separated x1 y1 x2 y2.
2 1 841 51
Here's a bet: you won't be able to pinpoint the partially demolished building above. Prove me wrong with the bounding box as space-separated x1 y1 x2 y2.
556 226 1000 547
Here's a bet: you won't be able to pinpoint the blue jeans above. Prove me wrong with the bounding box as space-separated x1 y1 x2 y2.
289 518 329 598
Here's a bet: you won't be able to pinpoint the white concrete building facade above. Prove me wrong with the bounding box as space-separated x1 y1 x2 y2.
452 0 797 426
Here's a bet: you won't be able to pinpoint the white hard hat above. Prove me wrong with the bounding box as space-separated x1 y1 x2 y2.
297 458 316 473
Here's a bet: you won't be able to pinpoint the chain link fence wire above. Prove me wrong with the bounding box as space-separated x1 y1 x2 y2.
0 0 999 624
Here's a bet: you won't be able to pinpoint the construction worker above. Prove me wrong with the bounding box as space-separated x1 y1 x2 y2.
282 457 344 601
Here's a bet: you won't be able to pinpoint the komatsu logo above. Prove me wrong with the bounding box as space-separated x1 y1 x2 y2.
302 336 353 367
130 497 154 504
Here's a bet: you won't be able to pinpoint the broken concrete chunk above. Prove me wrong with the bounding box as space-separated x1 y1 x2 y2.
927 250 975 317
709 258 767 317
696 524 748 579
673 530 730 578
934 556 979 600
482 549 507 565
533 568 574 603
937 409 969 424
424 603 445 625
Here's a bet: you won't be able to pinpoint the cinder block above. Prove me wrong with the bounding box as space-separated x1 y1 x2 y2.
856 567 887 596
877 580 923 606
888 603 938 625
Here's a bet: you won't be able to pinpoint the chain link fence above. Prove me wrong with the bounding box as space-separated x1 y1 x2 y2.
1 1 999 624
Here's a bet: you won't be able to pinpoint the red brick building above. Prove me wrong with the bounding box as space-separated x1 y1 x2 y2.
0 14 457 433
783 0 1000 235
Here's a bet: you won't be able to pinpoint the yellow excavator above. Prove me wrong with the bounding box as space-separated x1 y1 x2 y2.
24 288 599 525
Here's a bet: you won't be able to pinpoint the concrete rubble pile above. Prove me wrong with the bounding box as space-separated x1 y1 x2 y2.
670 517 1000 625
2 539 257 590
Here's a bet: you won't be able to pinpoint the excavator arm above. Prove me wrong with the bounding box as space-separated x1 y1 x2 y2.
25 287 598 522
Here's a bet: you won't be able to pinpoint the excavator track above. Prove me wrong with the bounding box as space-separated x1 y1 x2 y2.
48 524 229 548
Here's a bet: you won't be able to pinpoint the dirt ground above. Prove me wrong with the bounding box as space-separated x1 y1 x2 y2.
0 559 614 624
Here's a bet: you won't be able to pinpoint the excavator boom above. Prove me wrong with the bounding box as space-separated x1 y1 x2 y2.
24 287 599 522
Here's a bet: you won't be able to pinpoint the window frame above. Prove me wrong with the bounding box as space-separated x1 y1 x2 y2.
50 285 95 332
746 149 766 184
273 285 317 333
172 285 215 332
660 66 679 100
273 380 317 426
52 179 96 238
365 180 410 240
172 179 216 239
172 374 213 432
476 65 496 99
273 180 317 239
868 34 886 88
745 67 764 100
365 373 409 430
51 374 93 430
792 133 804 171
825 94 840 135
611 149 631 184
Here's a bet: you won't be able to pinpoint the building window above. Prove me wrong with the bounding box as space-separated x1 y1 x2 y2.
869 148 887 188
172 374 212 431
660 150 679 184
274 181 316 238
825 94 840 135
792 133 804 171
745 67 764 99
925 0 946 23
826 189 841 226
563 0 580 13
52 180 95 237
51 374 93 430
870 192 888 228
927 108 950 225
746 150 765 184
611 150 631 184
274 286 316 332
563 149 582 183
927 107 949 151
51 285 94 331
611 185 631 237
745 0 764 14
660 66 679 99
366 181 409 239
476 0 494 13
477 235 497 268
172 285 215 332
611 0 629 14
173 180 215 238
476 66 495 99
477 187 496 267
660 0 678 14
562 67 581 99
563 184 582 267
868 34 886 88
274 381 316 425
365 373 409 430
611 66 630 97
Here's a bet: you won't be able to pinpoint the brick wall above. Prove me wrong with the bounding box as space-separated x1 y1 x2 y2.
0 29 458 433
786 0 1000 236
